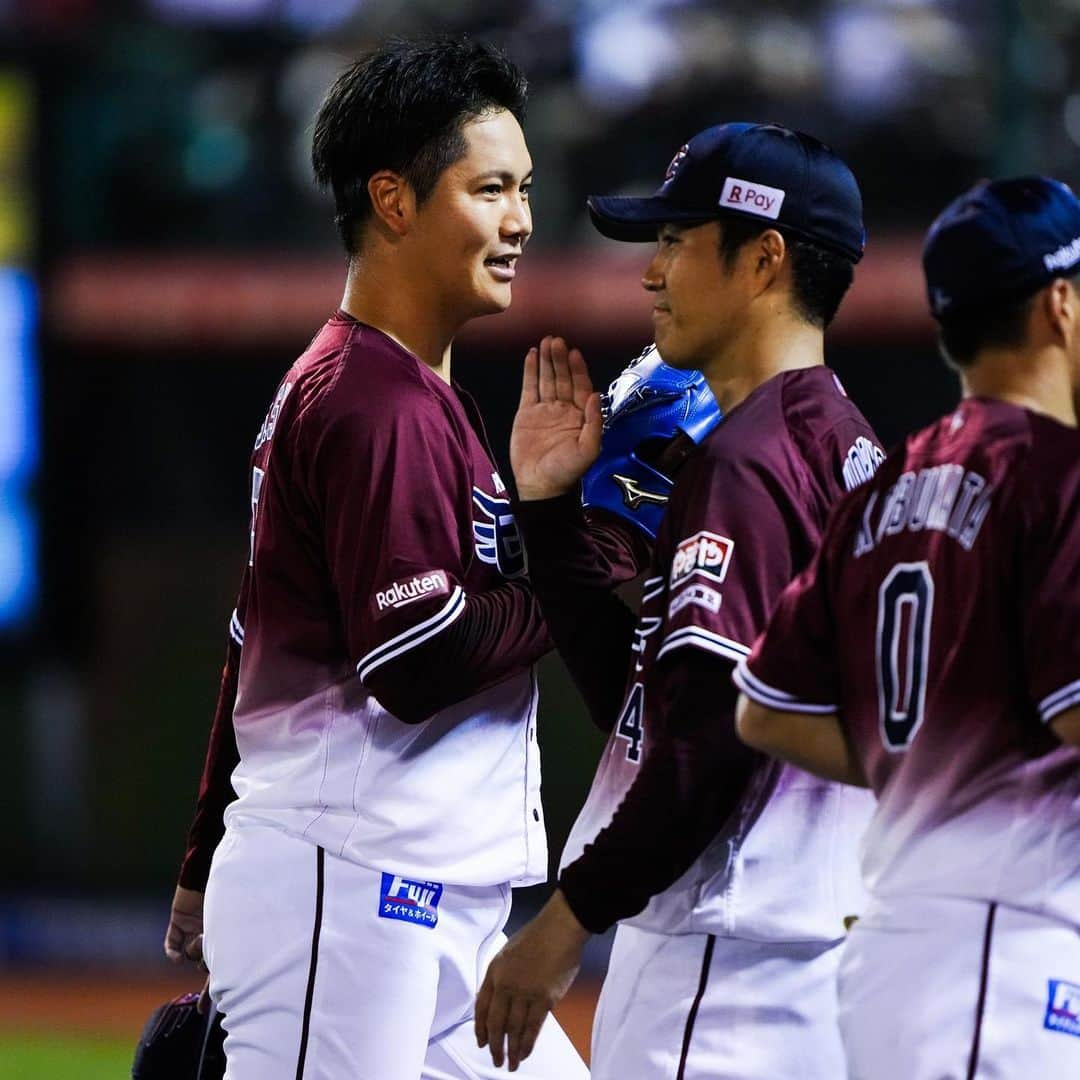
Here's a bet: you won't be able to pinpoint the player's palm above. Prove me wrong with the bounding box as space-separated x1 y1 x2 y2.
511 337 602 501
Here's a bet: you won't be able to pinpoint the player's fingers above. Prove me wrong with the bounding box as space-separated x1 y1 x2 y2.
475 974 493 1047
519 348 539 408
537 337 556 402
163 922 186 962
511 1000 549 1071
184 932 204 966
568 347 594 410
484 988 512 1068
550 337 573 401
579 392 603 461
502 993 531 1072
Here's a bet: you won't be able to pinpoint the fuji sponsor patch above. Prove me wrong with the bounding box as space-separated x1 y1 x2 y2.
668 582 722 618
379 873 443 928
1045 979 1080 1038
719 177 785 220
670 531 734 589
374 570 450 616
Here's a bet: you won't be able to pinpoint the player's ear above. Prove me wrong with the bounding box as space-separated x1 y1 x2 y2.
751 229 786 291
367 170 415 239
1043 277 1076 347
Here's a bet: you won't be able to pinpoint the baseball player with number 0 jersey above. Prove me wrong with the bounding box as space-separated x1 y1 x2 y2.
736 176 1080 1078
475 123 884 1079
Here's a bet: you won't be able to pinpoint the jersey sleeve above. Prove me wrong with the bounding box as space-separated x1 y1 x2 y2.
305 388 475 682
733 541 841 714
1020 468 1080 725
178 572 248 890
656 453 802 667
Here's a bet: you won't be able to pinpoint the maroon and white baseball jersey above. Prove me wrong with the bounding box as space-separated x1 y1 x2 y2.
221 312 548 887
562 366 883 941
736 397 1080 926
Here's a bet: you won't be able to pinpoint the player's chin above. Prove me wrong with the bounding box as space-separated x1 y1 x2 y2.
652 325 691 369
472 283 513 316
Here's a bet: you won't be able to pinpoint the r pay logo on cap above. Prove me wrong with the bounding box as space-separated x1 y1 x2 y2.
720 177 785 220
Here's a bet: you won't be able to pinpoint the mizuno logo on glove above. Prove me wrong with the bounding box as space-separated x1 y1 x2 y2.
614 474 669 509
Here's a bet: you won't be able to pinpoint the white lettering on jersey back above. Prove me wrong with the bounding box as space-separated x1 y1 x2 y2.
857 466 993 557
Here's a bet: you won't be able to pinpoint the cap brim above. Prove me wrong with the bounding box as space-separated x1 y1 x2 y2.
587 196 718 242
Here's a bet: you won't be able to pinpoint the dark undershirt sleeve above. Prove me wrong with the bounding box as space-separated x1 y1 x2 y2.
558 648 763 934
515 493 643 733
363 579 551 723
178 633 241 891
367 506 648 725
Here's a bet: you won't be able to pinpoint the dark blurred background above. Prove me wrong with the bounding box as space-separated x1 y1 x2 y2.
0 0 1077 1033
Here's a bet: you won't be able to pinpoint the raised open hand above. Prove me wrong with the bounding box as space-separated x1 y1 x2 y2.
510 336 603 501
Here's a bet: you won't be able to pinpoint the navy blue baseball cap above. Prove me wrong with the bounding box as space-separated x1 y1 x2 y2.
587 121 865 263
923 176 1080 320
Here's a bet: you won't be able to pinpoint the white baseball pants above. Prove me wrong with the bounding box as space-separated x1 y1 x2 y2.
839 895 1080 1079
202 821 587 1080
589 922 848 1079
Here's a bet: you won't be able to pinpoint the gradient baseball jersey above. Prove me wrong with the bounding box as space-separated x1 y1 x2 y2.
736 397 1080 926
562 366 883 941
223 312 547 887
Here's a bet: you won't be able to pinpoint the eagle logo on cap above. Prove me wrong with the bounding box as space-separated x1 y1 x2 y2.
664 144 689 183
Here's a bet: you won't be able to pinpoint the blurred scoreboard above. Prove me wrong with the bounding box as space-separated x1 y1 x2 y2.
0 72 38 630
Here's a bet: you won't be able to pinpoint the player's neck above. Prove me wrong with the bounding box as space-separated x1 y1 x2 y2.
339 258 456 383
962 346 1078 428
703 313 824 414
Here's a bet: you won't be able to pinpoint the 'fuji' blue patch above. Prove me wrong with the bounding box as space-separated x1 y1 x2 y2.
379 873 443 929
1045 979 1080 1038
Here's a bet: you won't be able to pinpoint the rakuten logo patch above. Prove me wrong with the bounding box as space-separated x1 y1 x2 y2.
670 531 734 589
375 570 450 614
719 176 785 220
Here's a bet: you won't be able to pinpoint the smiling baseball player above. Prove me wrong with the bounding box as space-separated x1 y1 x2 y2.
735 176 1080 1079
160 38 618 1080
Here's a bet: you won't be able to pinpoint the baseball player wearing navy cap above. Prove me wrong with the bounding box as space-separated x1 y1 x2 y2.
736 175 1080 1079
475 122 883 1079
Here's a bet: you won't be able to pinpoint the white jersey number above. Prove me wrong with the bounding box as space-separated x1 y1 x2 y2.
615 682 645 763
875 561 935 751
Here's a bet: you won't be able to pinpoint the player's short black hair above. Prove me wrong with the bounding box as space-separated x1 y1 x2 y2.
311 37 528 254
936 272 1080 369
716 216 855 329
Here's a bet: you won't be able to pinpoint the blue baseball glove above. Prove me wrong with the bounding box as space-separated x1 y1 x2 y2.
582 345 720 539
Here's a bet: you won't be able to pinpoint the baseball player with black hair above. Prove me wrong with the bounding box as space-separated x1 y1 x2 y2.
157 37 662 1079
735 176 1080 1079
475 122 884 1078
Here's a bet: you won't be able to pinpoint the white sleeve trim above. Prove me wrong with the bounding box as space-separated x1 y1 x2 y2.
656 626 751 665
357 586 466 682
733 659 838 715
229 609 244 648
1038 676 1080 724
